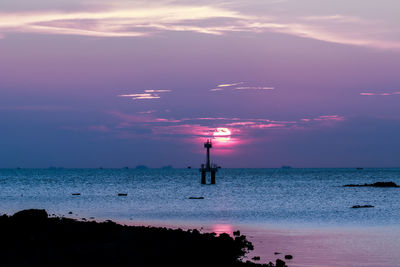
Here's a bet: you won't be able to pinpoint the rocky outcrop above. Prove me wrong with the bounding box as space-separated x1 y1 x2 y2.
344 181 399 188
0 209 270 267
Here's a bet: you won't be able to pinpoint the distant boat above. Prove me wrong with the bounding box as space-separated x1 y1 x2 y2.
281 166 292 169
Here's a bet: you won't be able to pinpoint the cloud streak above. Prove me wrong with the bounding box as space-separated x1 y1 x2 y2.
0 5 242 38
361 92 400 96
0 3 399 50
211 82 275 92
235 86 275 90
118 89 171 100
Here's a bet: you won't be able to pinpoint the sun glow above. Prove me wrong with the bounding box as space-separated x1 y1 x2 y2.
213 128 232 143
212 224 233 236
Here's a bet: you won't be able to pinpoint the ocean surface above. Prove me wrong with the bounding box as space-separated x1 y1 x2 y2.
0 168 399 227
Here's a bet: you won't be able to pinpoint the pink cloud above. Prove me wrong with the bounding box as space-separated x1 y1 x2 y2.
105 111 345 152
250 123 286 129
226 122 256 126
360 93 376 96
313 115 345 122
360 92 400 96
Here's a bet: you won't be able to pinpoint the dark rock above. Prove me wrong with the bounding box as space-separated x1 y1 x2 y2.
276 259 286 267
188 197 204 199
266 262 275 267
12 209 48 221
1 209 262 267
118 193 128 196
284 255 293 260
72 193 81 196
274 252 281 255
68 211 73 214
252 256 260 261
352 205 374 209
344 181 399 188
233 230 241 236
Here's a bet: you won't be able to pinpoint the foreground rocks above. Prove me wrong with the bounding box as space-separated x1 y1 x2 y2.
344 181 399 188
0 209 281 267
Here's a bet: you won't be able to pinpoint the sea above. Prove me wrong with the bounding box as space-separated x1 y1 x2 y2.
1 168 400 266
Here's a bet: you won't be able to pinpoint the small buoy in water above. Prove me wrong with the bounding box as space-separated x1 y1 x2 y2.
352 205 374 209
118 193 128 196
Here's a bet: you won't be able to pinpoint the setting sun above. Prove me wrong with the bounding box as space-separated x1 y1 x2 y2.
213 128 231 137
213 128 231 143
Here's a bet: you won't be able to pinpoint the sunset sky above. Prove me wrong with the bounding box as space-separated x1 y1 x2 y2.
1 0 400 168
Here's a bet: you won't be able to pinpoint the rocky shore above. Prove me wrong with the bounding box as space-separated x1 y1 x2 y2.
0 209 287 267
344 181 399 188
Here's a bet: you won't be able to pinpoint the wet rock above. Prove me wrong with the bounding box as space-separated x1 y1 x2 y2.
68 211 73 214
344 181 399 188
188 197 204 199
118 193 128 196
284 255 293 260
72 193 81 196
274 252 281 255
276 259 286 267
252 256 260 261
352 205 374 209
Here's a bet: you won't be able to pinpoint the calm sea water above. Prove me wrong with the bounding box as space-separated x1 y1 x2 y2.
0 168 399 227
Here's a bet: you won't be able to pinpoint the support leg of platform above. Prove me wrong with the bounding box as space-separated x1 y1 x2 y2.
211 170 216 184
201 171 206 184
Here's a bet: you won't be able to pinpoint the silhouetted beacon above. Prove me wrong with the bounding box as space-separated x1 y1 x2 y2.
200 139 218 184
